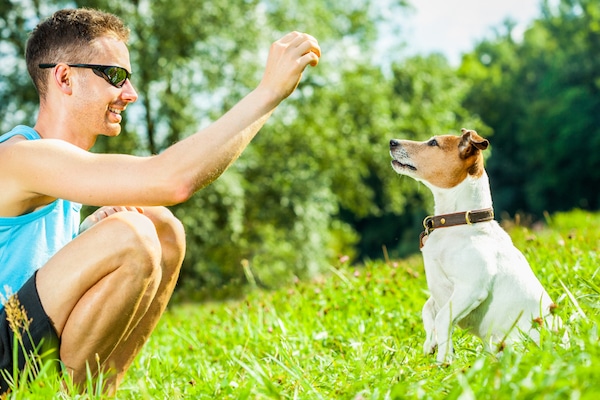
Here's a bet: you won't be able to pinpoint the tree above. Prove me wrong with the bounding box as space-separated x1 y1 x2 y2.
460 0 600 217
0 0 57 133
1 0 485 297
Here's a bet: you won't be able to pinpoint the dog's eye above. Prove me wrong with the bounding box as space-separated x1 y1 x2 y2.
427 139 438 147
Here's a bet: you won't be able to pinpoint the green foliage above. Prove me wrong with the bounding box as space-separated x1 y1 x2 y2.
75 0 479 291
460 0 600 217
2 0 428 293
0 0 61 132
16 0 600 295
342 55 484 259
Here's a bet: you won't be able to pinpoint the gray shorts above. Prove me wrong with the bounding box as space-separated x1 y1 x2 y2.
0 272 60 393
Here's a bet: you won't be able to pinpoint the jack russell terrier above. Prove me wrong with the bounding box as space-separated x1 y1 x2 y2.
389 128 560 363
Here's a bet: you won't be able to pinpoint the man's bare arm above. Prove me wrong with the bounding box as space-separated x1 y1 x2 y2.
1 32 320 209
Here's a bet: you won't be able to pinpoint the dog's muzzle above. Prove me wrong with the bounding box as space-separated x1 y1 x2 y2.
389 140 416 172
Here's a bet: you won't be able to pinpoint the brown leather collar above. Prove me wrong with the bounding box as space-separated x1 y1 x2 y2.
419 207 495 248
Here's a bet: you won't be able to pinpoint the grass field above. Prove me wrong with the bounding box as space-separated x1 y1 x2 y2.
6 210 600 399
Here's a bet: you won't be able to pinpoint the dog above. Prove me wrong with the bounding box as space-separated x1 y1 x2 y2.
389 128 560 363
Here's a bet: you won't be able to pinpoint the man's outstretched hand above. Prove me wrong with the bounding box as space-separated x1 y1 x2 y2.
259 31 321 102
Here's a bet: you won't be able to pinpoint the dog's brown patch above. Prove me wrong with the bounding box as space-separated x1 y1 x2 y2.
390 129 489 189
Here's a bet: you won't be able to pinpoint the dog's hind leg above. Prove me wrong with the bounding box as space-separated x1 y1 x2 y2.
422 297 438 355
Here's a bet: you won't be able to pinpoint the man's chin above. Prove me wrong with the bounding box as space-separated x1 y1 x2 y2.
103 124 122 137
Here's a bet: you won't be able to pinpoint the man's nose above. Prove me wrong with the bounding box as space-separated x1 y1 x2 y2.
120 79 138 103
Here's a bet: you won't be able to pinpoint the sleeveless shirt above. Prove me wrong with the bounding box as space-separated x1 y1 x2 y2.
0 125 81 302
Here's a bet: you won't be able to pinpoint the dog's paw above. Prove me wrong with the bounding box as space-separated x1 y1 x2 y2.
423 339 437 355
436 342 454 364
435 352 454 365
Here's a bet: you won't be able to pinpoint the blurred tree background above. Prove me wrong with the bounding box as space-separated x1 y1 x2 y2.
1 0 598 299
459 0 600 218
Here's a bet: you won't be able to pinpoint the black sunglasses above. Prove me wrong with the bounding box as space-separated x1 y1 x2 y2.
38 63 131 88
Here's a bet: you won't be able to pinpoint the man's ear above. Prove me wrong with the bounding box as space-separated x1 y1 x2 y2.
52 64 73 95
459 128 489 159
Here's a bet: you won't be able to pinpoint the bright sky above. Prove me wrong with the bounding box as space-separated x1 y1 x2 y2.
395 0 543 65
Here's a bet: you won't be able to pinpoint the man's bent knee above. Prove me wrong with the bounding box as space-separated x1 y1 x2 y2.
99 212 163 276
141 207 186 271
142 207 185 247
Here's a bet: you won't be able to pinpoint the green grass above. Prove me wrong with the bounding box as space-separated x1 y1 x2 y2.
5 210 600 398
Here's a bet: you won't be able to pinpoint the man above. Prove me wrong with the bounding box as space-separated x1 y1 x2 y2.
0 7 320 394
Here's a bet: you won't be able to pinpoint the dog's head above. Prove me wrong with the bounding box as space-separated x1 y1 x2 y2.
389 128 489 188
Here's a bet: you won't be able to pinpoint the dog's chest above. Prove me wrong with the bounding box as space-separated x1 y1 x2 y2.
420 226 497 300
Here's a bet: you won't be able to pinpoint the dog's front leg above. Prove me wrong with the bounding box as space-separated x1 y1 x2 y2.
434 285 490 364
422 297 438 355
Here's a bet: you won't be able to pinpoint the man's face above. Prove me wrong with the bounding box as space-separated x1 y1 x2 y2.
70 36 138 147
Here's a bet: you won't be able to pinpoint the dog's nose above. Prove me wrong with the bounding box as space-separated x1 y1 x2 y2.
390 139 399 148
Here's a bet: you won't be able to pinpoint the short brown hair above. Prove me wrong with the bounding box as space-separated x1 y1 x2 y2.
26 8 130 96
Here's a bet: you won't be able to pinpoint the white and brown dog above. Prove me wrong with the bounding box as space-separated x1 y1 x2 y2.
389 128 560 363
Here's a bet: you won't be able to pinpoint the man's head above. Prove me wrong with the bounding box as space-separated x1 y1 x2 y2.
27 8 137 146
26 8 130 97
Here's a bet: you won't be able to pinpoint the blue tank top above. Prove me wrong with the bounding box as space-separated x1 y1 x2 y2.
0 125 81 301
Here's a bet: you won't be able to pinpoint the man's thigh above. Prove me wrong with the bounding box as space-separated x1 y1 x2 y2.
36 211 161 336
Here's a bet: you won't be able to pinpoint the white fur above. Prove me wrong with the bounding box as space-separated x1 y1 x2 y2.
390 134 560 363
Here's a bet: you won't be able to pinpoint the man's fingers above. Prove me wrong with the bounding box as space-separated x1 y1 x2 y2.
93 206 144 222
304 51 319 67
278 31 303 44
259 31 320 100
294 39 321 67
288 32 321 56
79 206 144 234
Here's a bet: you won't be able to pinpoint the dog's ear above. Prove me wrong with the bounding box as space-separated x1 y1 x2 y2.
459 128 489 159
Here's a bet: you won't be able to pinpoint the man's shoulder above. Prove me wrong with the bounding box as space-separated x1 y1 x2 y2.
0 126 46 217
0 126 40 159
